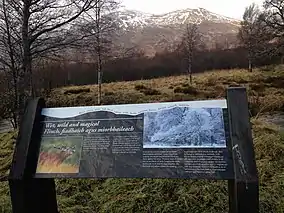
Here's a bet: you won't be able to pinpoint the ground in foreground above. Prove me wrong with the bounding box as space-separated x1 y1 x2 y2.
0 66 284 212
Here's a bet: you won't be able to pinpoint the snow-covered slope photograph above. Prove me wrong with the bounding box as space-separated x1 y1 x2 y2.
143 107 226 148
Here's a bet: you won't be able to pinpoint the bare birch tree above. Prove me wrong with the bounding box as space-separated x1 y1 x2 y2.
80 0 119 104
23 0 97 96
238 3 263 72
180 23 202 84
0 0 98 125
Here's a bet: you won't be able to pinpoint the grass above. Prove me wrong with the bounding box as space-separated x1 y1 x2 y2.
0 66 284 212
174 85 198 95
134 84 161 96
47 66 284 117
64 87 91 95
0 131 17 213
0 121 283 212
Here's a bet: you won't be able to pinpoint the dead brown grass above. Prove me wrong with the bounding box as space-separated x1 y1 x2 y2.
47 66 284 116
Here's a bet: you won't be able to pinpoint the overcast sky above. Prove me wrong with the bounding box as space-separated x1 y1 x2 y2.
121 0 264 19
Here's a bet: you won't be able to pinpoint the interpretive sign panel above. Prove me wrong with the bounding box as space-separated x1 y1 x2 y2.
35 100 233 179
8 88 259 213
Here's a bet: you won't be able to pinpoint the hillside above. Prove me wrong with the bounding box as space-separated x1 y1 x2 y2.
47 66 284 115
1 67 284 212
113 8 240 56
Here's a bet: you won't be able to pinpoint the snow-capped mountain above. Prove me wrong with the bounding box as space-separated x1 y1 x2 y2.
111 8 241 56
115 8 240 30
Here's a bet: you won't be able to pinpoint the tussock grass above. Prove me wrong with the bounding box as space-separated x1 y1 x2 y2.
174 85 198 95
47 66 284 117
0 132 17 180
135 84 161 96
63 88 91 95
0 131 17 213
134 84 148 91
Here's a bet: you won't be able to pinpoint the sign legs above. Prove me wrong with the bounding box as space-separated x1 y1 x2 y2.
9 178 58 213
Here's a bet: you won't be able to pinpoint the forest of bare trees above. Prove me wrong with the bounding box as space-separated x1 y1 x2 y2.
0 0 120 126
0 0 284 128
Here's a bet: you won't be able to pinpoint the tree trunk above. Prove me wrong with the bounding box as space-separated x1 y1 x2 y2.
97 61 102 105
18 1 32 126
12 77 19 129
67 70 71 85
188 59 193 84
3 0 19 128
96 2 102 105
22 1 33 96
248 59 252 72
97 38 102 105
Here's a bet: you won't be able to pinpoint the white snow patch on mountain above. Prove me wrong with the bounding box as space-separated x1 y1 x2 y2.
114 7 240 30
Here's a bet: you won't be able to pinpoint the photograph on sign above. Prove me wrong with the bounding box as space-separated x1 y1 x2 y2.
143 107 226 148
36 137 83 174
35 100 233 179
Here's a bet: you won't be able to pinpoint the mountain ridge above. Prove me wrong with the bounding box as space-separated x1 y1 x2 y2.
111 7 241 56
114 7 240 29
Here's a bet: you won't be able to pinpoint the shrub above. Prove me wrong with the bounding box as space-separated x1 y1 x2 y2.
142 88 161 96
260 65 276 72
102 93 144 105
205 77 216 86
101 95 117 105
75 95 94 106
263 76 284 89
249 83 266 93
174 86 198 95
237 79 249 84
181 82 189 87
105 91 115 96
134 84 161 96
134 84 147 91
64 88 90 95
227 82 241 87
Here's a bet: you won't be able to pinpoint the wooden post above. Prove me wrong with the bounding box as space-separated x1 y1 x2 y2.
8 98 58 213
226 87 259 213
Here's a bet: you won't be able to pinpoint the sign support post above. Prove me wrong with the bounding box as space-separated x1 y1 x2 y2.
8 98 58 213
226 87 259 213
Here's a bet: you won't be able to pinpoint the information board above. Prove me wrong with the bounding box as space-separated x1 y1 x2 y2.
35 100 233 179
